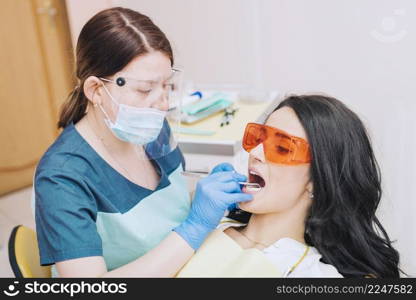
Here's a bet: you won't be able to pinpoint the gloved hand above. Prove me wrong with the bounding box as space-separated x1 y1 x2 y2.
210 163 239 212
174 165 253 250
210 162 235 174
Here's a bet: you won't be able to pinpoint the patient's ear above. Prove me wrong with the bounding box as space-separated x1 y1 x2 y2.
306 181 314 200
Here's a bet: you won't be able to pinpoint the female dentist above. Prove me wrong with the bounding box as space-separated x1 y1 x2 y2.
34 7 252 277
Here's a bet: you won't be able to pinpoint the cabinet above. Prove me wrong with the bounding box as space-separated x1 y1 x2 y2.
0 0 74 195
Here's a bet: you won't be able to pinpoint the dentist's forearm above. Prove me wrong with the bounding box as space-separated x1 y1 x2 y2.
56 232 194 278
102 232 194 277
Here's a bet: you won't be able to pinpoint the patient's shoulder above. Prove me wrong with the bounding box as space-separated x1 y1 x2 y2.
288 246 344 278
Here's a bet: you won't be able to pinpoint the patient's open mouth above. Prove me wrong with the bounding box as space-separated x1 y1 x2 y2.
242 169 265 195
249 170 266 188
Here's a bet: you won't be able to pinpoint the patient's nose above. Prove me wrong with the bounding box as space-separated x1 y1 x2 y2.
250 143 266 163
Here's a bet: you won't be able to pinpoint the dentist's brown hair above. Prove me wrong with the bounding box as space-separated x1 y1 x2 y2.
58 7 173 128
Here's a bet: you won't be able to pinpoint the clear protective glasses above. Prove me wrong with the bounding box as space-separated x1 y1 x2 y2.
99 68 182 110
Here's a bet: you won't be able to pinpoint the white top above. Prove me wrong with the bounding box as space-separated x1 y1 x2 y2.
218 220 343 278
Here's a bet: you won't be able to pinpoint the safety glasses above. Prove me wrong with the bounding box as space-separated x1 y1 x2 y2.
99 68 182 107
242 123 311 165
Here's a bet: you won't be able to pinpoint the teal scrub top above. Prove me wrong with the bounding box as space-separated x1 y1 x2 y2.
34 122 191 271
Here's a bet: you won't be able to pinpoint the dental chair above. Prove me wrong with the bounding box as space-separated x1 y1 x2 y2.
8 225 51 278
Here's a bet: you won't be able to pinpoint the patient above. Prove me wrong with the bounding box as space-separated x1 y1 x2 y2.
177 94 402 278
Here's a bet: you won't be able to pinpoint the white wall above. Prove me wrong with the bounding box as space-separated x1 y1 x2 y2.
65 0 114 47
66 0 416 275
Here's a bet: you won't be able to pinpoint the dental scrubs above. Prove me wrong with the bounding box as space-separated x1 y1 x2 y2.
34 122 190 275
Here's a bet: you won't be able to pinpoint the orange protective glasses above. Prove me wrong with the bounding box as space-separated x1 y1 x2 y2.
242 123 311 165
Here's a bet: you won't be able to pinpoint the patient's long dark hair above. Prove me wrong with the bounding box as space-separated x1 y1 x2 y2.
278 94 401 278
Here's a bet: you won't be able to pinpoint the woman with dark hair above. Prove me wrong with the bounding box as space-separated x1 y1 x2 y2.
34 7 252 277
177 94 401 278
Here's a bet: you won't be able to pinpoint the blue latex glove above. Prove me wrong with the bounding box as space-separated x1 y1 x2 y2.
210 162 235 174
210 163 239 212
174 167 253 250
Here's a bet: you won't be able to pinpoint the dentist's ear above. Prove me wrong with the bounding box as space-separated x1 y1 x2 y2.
83 76 104 107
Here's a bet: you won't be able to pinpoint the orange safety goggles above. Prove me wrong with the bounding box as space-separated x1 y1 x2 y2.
242 123 311 165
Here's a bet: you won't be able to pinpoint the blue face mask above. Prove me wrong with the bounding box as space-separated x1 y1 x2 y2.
99 83 167 145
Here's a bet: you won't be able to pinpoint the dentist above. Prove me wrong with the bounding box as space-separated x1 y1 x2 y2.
34 7 251 277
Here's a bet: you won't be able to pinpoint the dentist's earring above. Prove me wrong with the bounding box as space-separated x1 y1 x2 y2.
309 191 314 199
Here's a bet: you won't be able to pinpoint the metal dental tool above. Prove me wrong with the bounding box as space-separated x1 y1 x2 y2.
181 171 261 189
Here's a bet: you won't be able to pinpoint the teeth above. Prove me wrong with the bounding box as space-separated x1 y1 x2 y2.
249 170 260 176
246 186 261 192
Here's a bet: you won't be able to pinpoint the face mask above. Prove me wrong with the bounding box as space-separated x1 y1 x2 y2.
99 83 167 145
